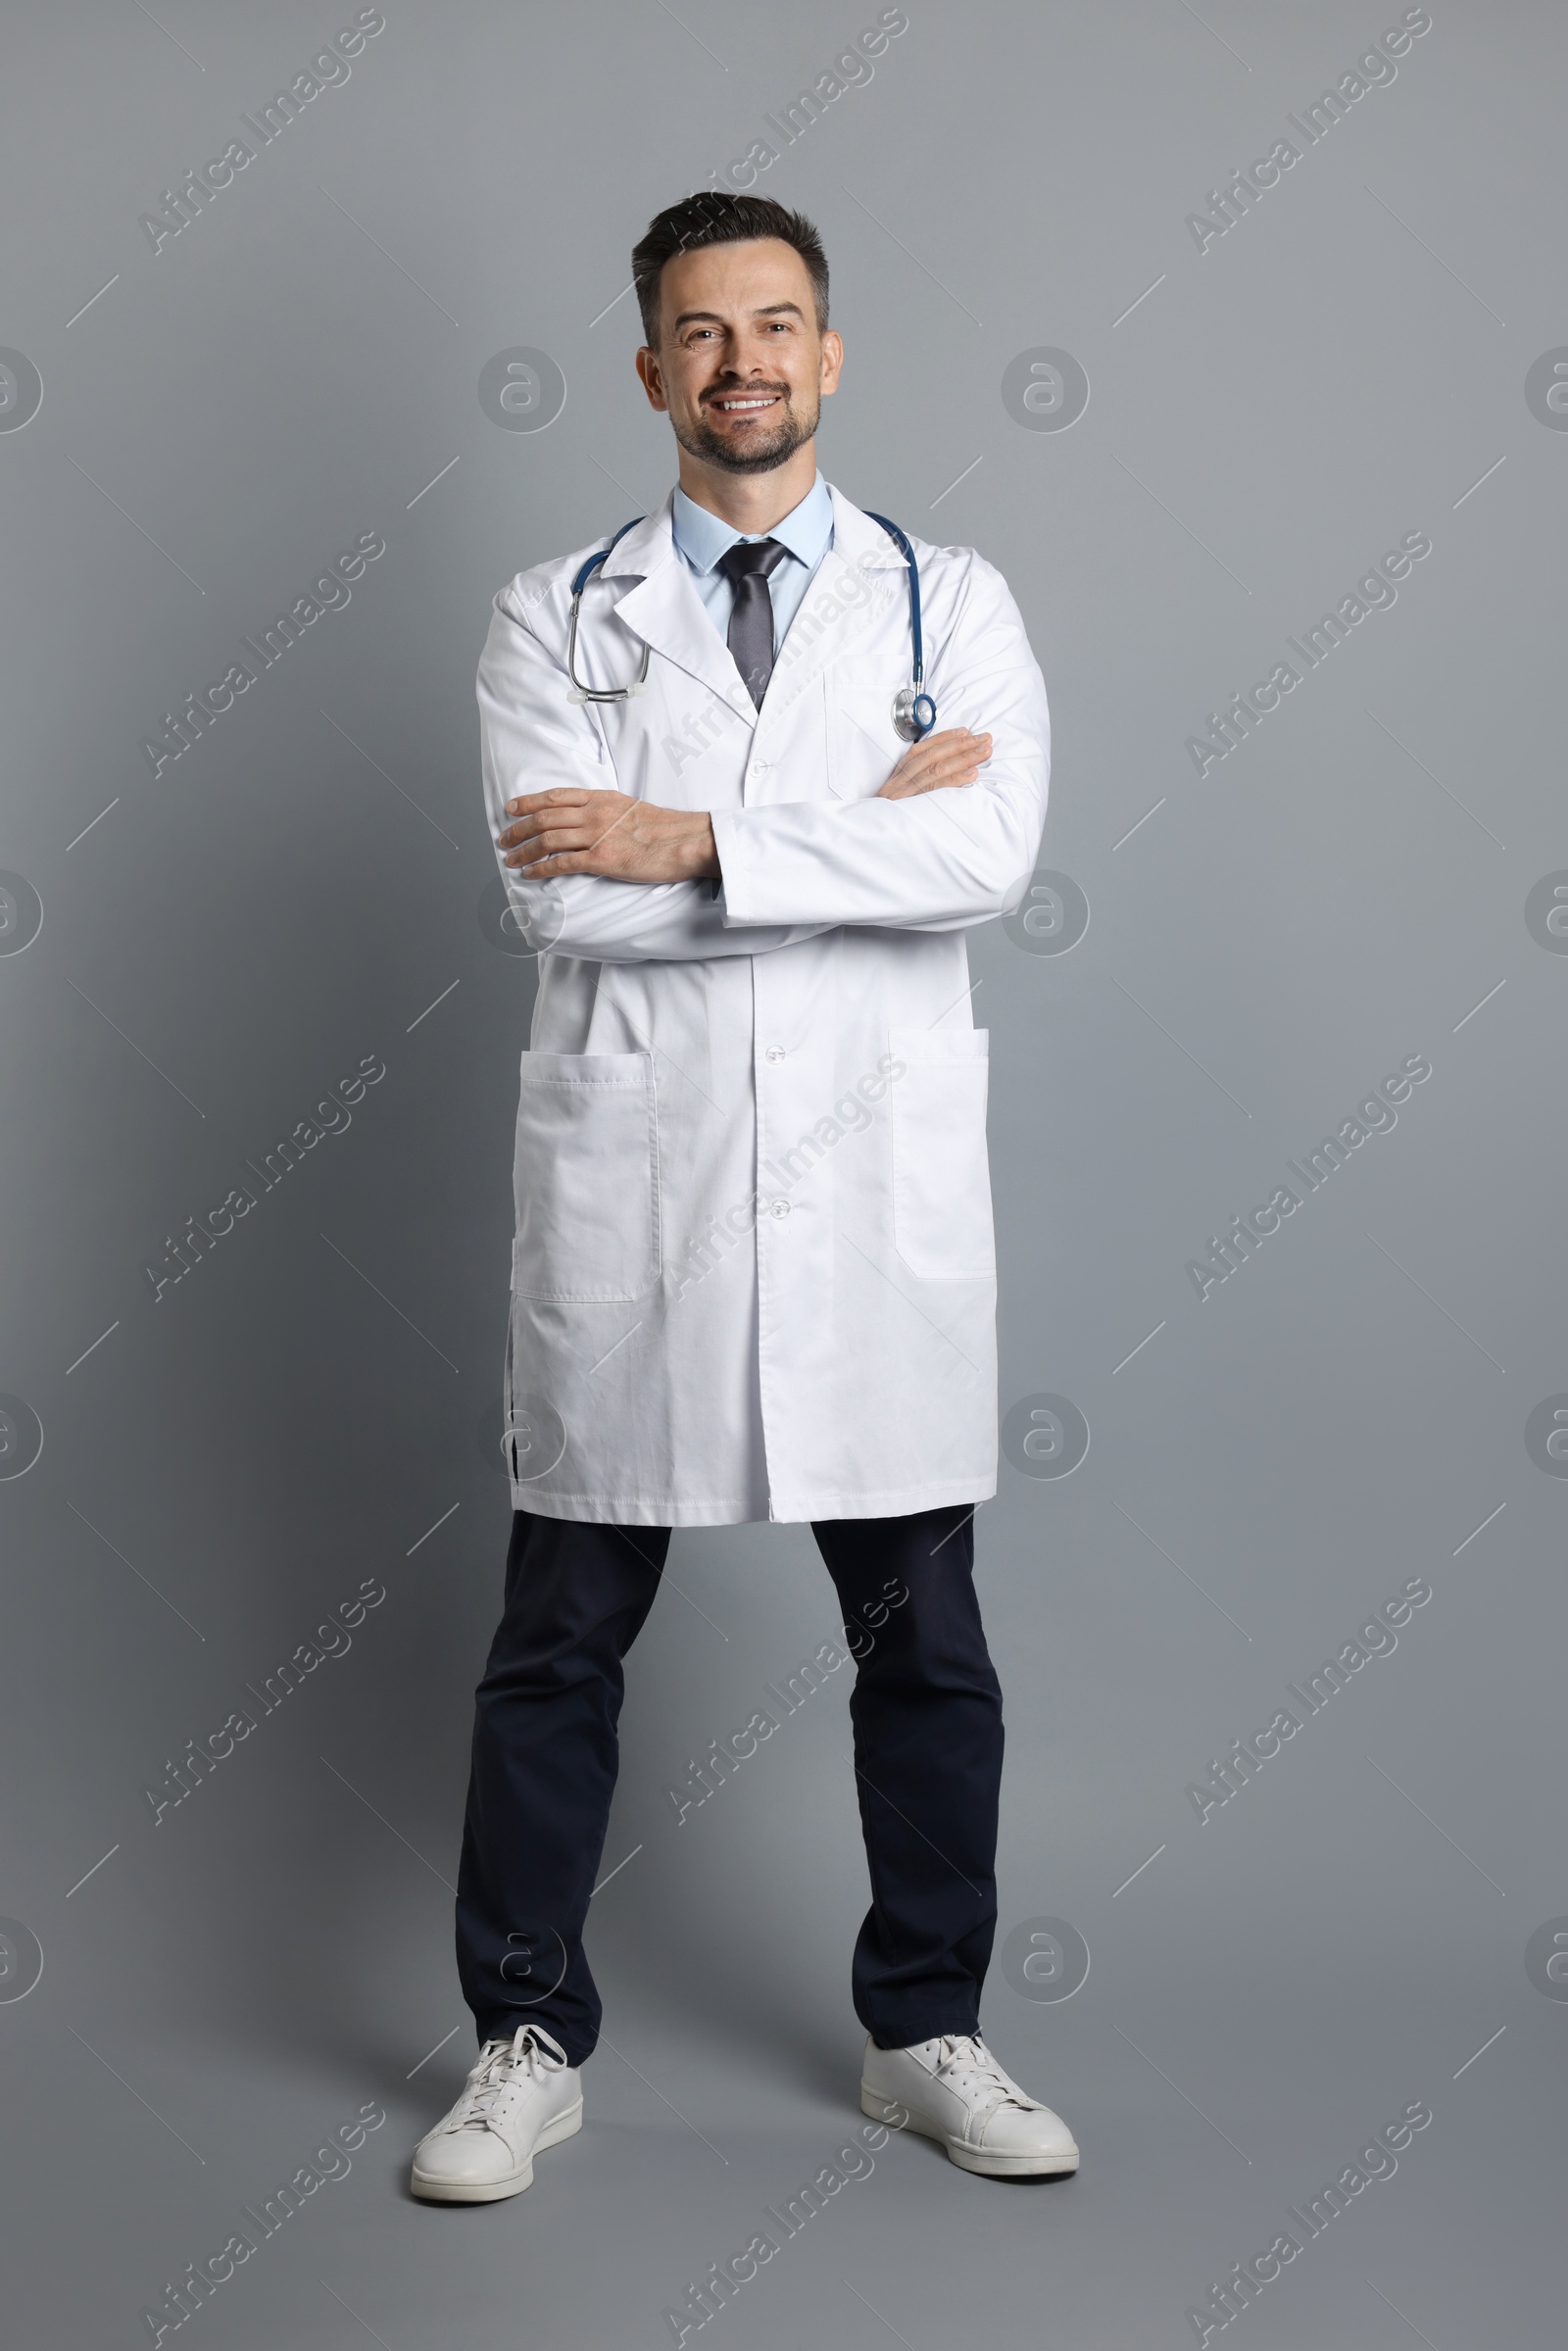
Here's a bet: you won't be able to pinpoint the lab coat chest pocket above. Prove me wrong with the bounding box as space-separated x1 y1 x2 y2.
888 1028 996 1281
826 679 906 800
512 1051 661 1301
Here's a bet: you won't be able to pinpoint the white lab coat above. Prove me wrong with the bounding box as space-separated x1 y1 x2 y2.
477 481 1049 1525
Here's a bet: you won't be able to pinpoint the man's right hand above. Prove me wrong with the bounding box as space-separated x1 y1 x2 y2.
877 727 993 800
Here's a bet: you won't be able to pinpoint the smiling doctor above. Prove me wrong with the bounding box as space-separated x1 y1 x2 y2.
411 192 1078 2205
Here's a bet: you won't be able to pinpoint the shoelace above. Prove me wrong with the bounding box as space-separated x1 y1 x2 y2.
930 2033 1037 2118
444 2024 567 2135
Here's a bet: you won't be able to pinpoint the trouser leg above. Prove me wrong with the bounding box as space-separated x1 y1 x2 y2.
455 1508 669 2064
810 1503 1004 2051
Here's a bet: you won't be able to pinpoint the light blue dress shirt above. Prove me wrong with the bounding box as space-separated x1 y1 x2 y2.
670 470 835 661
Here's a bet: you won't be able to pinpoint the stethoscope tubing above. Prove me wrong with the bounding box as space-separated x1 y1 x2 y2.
564 510 933 737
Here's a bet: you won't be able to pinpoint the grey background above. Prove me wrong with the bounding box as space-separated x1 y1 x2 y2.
1 1 1562 2343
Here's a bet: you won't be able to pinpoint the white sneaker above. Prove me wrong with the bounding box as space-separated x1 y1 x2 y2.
860 2032 1079 2178
410 2024 582 2202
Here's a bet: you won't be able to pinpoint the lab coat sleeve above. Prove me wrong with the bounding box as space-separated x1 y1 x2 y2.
479 587 835 964
709 555 1050 933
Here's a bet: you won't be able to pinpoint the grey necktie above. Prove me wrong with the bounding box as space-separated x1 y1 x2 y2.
716 537 790 710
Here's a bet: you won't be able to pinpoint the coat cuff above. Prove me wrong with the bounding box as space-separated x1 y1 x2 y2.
709 808 765 922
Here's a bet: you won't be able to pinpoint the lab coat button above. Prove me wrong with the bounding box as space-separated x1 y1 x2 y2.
764 1045 785 1062
769 1198 791 1218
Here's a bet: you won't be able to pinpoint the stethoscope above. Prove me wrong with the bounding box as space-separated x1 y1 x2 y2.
565 510 937 743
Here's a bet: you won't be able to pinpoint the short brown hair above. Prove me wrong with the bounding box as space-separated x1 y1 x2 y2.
631 192 829 349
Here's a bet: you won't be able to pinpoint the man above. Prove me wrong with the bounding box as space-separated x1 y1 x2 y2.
411 192 1077 2201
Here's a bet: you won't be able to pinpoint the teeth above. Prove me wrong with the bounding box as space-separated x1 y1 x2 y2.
717 397 775 411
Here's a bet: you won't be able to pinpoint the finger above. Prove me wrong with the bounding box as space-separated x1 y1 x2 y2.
498 821 562 851
506 794 639 853
512 788 594 812
915 728 991 759
513 852 588 877
505 788 592 816
895 731 992 783
913 742 989 779
507 826 591 864
890 745 988 792
499 807 597 847
925 730 992 761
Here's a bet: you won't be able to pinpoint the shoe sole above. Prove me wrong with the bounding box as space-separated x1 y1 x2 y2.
860 2085 1078 2178
409 2097 583 2203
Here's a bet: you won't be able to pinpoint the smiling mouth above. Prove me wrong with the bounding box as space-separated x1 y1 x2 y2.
709 392 783 416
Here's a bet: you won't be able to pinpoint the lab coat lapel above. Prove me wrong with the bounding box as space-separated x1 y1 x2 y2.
602 495 749 713
601 482 908 720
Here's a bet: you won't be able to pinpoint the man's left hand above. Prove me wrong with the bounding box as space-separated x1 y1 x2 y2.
500 789 719 883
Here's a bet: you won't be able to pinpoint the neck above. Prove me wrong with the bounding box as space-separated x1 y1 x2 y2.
673 443 819 534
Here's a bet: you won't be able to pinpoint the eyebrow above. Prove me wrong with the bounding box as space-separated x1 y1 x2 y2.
669 301 807 330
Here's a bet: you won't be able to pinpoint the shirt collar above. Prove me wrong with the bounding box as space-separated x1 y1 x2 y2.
670 470 833 576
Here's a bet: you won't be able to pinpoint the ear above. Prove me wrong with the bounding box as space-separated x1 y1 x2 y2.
635 345 669 414
819 328 844 396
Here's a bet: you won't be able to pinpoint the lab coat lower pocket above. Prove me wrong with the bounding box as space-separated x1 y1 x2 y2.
888 1028 996 1281
512 1050 661 1301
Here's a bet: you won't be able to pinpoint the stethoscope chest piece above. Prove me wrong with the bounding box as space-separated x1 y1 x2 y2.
892 686 938 744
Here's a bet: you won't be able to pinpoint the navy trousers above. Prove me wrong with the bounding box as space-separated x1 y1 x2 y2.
454 1502 1004 2065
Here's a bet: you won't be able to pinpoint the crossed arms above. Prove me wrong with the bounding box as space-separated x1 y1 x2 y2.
478 554 1050 963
